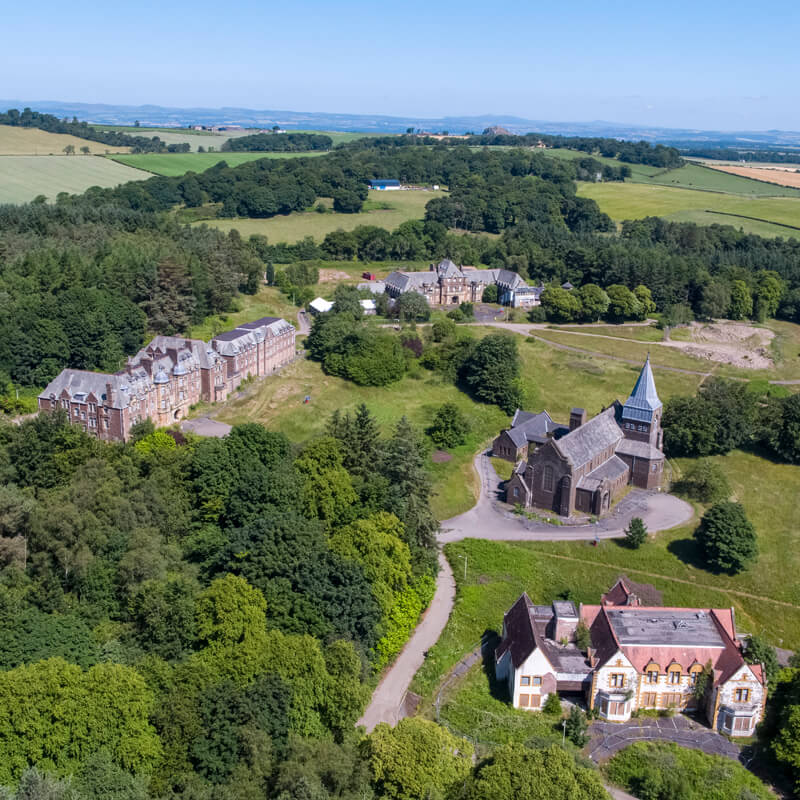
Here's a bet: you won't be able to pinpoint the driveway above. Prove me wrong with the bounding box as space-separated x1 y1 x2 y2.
180 416 232 438
357 451 694 732
587 715 740 762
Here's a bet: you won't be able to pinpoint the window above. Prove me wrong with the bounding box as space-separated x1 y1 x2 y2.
610 673 625 688
520 676 530 686
689 668 702 686
663 693 682 707
638 425 646 432
543 466 553 491
734 716 751 731
642 692 657 706
532 676 542 686
735 688 750 703
513 487 520 498
669 669 681 684
647 669 659 684
607 701 627 715
530 694 541 708
519 694 529 707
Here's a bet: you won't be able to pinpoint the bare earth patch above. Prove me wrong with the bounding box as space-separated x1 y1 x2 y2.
432 450 453 463
664 321 774 369
319 269 352 283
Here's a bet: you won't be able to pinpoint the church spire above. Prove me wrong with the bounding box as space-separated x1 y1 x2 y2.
622 355 662 423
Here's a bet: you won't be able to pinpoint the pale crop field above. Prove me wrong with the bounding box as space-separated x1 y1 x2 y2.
0 125 130 155
109 151 326 176
702 163 800 190
0 155 151 204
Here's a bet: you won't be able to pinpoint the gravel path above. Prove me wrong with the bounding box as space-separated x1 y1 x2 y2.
357 452 694 732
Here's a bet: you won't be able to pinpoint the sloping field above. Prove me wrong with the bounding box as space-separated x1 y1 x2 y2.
0 155 151 204
701 163 800 190
110 150 326 176
0 124 130 155
577 182 800 238
198 189 446 242
97 126 227 152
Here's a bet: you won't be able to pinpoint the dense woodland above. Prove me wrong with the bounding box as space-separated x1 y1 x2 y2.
222 133 333 152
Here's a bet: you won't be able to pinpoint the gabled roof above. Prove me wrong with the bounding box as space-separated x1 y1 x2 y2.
495 593 537 668
553 406 623 468
504 409 569 449
622 356 662 423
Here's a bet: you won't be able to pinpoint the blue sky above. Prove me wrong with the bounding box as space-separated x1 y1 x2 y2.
2 0 798 130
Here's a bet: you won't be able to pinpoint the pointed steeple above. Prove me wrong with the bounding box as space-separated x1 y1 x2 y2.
622 355 662 423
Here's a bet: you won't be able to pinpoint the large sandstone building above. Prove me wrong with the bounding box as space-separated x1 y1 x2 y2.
38 316 295 442
495 579 766 736
384 259 542 308
500 357 665 516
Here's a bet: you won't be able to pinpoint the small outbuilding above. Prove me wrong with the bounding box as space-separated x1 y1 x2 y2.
309 297 334 315
369 179 402 191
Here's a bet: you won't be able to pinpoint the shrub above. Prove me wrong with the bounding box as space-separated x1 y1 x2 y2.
428 403 470 449
694 501 758 574
624 517 647 549
481 284 498 303
564 706 589 747
542 692 562 715
528 306 547 323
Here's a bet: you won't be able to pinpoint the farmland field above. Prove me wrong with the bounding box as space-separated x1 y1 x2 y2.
700 162 800 190
197 189 446 243
0 155 152 204
0 124 130 155
577 181 800 237
109 150 327 176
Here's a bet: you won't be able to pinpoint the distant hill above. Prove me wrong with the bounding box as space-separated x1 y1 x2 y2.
3 99 800 148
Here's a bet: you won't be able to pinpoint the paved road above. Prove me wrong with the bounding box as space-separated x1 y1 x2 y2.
180 416 232 438
357 452 694 732
296 309 311 335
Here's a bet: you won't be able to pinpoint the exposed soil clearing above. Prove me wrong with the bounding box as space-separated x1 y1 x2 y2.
432 450 452 463
319 268 352 283
664 321 774 369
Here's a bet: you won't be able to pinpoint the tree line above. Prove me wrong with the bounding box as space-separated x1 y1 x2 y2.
222 132 333 152
0 108 174 153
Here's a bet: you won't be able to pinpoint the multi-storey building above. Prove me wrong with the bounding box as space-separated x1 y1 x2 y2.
495 579 767 737
38 316 295 442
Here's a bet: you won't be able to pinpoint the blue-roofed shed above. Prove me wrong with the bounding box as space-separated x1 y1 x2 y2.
369 179 402 190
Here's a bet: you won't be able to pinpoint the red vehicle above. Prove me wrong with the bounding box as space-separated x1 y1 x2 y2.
361 272 376 280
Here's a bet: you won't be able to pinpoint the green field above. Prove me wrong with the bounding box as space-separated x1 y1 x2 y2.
577 182 800 237
110 150 326 176
198 189 446 243
411 449 800 704
554 323 666 343
212 327 704 519
0 155 151 204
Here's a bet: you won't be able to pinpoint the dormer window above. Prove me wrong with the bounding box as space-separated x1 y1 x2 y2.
668 665 682 684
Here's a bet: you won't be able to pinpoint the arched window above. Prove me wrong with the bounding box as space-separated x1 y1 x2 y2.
668 665 682 684
646 663 660 684
543 466 554 492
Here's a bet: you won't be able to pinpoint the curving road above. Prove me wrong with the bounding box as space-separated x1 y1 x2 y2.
357 452 694 732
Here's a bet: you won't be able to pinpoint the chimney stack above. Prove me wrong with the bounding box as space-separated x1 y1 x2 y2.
105 382 113 406
570 408 587 431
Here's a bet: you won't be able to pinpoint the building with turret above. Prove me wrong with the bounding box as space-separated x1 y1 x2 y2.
503 357 665 516
37 316 295 442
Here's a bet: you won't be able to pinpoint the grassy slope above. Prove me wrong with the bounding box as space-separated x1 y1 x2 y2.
577 182 800 233
198 189 446 243
0 124 130 155
0 155 152 204
110 151 325 176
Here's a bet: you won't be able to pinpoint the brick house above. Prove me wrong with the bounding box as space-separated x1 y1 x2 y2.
504 357 665 516
495 579 767 736
38 316 295 442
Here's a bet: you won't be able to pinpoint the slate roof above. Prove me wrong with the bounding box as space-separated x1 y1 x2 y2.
576 455 628 491
357 281 386 295
554 406 623 468
495 593 538 668
39 370 123 407
212 317 292 356
622 356 662 423
615 439 664 460
504 409 570 449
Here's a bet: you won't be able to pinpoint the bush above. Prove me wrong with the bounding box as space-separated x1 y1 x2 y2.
744 634 780 684
481 284 498 303
678 459 731 503
542 692 562 715
431 318 456 342
694 501 758 574
624 517 647 549
428 403 470 449
528 306 547 323
564 706 589 747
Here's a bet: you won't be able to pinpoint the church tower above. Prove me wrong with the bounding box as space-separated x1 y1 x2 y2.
621 356 663 449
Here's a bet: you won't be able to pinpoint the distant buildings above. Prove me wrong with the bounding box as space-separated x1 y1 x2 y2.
502 357 665 516
369 179 402 191
38 317 295 442
384 259 542 308
495 579 767 736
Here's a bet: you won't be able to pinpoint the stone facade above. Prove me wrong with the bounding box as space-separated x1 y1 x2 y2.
504 357 665 516
495 580 767 737
38 316 296 442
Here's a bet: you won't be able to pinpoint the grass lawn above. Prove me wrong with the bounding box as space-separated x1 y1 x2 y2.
490 458 514 481
0 125 130 155
412 448 800 702
663 208 800 239
109 150 326 176
0 155 151 204
194 189 446 243
554 323 666 343
577 182 800 235
532 323 800 382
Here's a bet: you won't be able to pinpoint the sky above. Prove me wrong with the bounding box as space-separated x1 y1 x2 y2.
2 0 798 131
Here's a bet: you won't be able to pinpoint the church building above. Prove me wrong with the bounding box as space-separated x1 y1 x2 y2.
504 357 665 516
